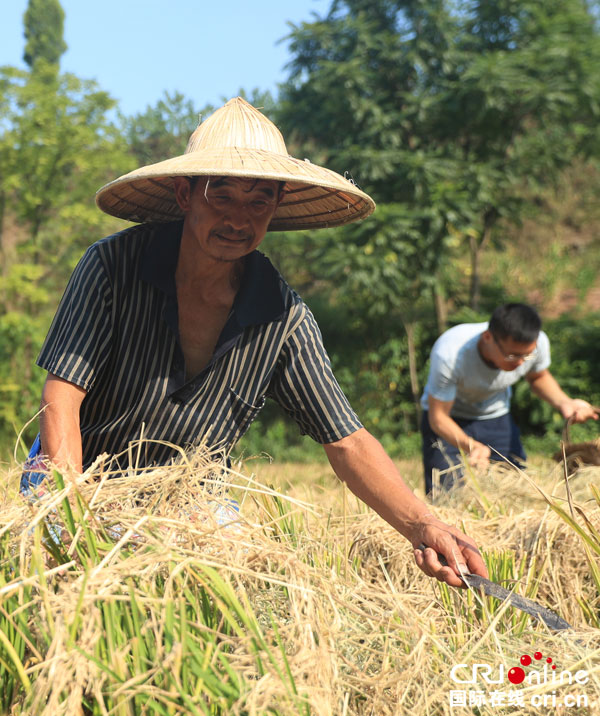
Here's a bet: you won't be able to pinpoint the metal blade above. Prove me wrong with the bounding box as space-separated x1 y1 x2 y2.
460 572 572 631
417 544 572 631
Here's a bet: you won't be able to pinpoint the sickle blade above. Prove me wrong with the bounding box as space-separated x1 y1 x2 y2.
462 573 572 631
418 544 572 631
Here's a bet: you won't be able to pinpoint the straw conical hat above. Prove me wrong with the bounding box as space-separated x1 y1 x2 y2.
96 97 375 230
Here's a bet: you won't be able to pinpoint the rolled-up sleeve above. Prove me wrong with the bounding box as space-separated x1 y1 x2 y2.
36 245 114 391
268 306 362 443
427 350 457 403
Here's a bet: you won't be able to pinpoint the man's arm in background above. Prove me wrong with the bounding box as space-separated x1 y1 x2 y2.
427 395 491 466
526 369 598 423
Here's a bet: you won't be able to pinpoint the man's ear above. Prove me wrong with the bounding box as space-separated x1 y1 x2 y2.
481 329 492 344
173 176 192 211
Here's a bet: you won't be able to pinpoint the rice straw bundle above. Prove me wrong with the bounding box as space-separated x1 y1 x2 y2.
0 448 599 714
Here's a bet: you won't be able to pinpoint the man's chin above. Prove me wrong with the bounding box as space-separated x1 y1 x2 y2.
207 244 254 263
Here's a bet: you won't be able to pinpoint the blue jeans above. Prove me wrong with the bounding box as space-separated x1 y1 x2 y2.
421 411 526 494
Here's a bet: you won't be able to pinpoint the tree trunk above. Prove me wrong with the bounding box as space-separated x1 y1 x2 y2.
432 280 447 334
402 319 421 427
469 233 481 312
469 209 497 311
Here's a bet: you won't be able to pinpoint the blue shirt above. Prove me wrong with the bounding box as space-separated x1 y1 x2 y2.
420 322 551 420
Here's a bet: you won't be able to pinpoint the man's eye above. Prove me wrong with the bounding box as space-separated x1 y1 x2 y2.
208 194 231 205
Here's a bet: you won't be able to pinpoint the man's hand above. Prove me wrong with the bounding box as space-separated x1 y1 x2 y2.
411 515 488 588
558 398 599 424
323 429 488 589
468 440 491 468
527 370 598 425
428 397 490 468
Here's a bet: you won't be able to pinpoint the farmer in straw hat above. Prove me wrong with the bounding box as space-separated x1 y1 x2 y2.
22 97 486 587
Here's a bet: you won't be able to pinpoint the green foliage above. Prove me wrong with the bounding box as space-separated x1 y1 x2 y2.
0 65 132 249
120 90 207 166
310 204 448 318
278 0 600 308
23 0 67 70
254 0 600 456
2 0 600 465
0 62 132 451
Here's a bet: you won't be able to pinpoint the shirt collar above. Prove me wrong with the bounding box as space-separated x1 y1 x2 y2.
140 222 286 326
234 250 286 326
140 221 182 296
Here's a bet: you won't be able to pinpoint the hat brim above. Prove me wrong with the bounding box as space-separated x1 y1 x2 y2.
95 147 375 230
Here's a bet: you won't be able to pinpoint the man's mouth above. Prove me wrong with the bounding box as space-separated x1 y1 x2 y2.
214 232 252 244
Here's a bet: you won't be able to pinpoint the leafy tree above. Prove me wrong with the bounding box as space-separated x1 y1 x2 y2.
1 65 131 262
275 0 468 419
432 0 600 306
271 0 600 437
0 64 132 452
278 0 600 311
23 0 67 71
121 91 204 166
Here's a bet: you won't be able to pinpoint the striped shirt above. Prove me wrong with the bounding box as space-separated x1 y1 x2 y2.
37 221 362 470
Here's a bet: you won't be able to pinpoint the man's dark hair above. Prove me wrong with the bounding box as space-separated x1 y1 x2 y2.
488 303 541 344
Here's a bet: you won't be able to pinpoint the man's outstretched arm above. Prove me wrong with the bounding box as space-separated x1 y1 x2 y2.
323 427 488 587
39 372 87 474
526 369 598 423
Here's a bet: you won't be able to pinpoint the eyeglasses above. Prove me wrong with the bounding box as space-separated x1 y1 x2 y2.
491 334 537 362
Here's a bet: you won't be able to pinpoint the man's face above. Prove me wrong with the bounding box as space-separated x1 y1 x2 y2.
487 332 538 371
174 176 282 262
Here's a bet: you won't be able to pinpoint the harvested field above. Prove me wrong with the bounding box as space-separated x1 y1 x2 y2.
0 449 599 715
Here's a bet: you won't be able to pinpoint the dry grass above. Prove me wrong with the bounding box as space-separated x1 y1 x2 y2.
0 449 599 715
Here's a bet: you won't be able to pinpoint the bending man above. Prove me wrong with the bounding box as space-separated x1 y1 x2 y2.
420 303 597 493
23 97 486 587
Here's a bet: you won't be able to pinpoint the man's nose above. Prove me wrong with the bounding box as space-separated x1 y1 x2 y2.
222 200 251 230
